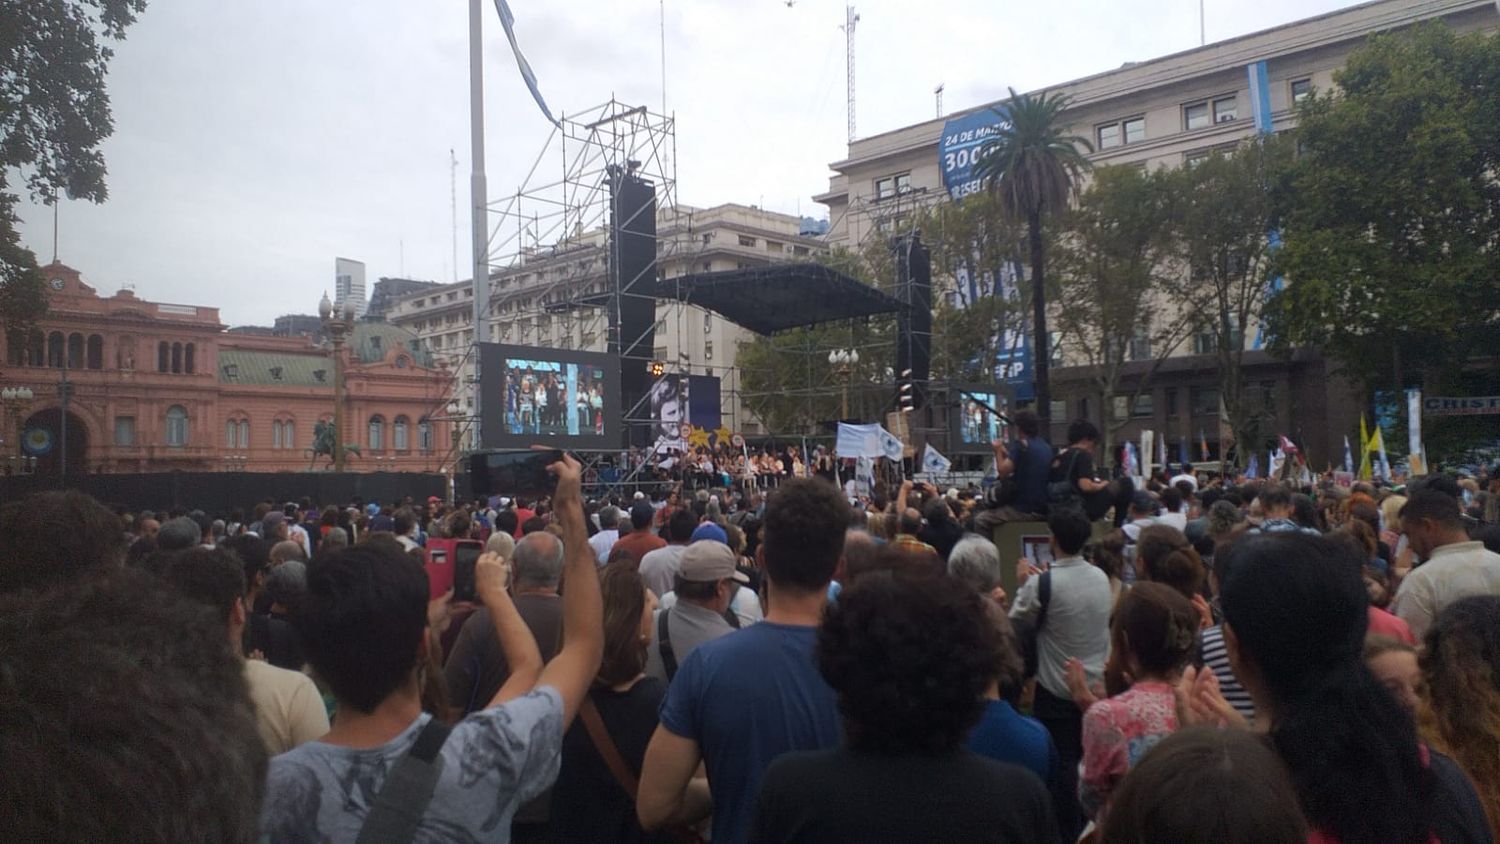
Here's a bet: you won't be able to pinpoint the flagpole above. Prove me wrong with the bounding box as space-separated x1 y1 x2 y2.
469 0 490 453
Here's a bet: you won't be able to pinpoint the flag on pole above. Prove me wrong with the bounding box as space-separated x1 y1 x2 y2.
1279 434 1299 455
494 0 562 127
1179 436 1190 467
1124 442 1140 478
1372 425 1391 481
1246 452 1260 479
1199 429 1210 462
1157 434 1167 475
1358 417 1372 480
1343 436 1354 474
921 443 952 475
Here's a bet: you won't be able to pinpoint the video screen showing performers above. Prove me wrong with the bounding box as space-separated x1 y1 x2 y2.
502 358 607 437
953 388 1007 453
478 344 620 449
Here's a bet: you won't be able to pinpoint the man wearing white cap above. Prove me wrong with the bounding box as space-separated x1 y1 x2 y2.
645 540 747 684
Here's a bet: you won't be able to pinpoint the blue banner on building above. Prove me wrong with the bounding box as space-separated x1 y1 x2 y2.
939 107 1009 201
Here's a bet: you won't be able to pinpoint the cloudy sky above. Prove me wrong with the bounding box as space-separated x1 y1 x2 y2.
18 0 1362 326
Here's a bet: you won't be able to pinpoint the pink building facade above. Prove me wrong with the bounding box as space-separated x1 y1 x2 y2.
0 263 453 475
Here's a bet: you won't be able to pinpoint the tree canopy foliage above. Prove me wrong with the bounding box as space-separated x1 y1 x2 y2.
0 0 147 338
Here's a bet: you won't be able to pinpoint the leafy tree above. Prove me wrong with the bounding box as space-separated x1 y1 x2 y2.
917 192 1029 383
1163 135 1296 466
1265 24 1500 405
1051 165 1191 456
0 0 147 341
973 88 1093 427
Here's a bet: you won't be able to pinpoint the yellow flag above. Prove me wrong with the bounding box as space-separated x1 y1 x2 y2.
1358 417 1373 481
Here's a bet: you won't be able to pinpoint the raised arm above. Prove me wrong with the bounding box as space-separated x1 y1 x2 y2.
535 451 605 726
476 552 544 708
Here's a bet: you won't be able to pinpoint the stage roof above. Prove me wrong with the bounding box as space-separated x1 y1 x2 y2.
653 264 902 335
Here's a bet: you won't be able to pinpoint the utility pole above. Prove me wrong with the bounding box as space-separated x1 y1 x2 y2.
450 148 459 284
843 6 859 143
934 83 944 119
468 0 490 454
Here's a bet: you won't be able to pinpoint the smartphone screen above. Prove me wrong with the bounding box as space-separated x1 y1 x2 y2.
452 541 482 603
471 449 564 498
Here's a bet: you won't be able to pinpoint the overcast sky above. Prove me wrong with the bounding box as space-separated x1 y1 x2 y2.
17 0 1363 327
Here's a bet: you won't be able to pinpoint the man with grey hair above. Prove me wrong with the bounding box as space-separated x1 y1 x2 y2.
443 531 566 838
948 535 1006 602
588 505 622 564
269 540 305 568
156 516 203 552
446 531 565 713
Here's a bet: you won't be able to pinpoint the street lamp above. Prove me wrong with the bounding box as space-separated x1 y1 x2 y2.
828 348 860 420
1 386 35 476
320 292 357 472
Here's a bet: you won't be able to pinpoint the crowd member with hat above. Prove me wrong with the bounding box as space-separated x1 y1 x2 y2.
613 500 667 565
659 522 764 628
646 540 751 684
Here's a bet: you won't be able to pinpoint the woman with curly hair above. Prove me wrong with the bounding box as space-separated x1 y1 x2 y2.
1219 533 1490 843
750 570 1055 843
1421 595 1500 835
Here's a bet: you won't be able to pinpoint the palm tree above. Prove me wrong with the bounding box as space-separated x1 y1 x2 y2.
974 87 1092 429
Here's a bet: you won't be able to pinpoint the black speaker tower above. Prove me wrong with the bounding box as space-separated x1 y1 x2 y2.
895 233 933 412
608 166 658 448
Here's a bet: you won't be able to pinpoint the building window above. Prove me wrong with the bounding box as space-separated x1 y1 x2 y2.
1165 387 1179 418
875 177 894 199
283 420 294 449
1191 386 1221 417
1132 393 1154 418
1290 77 1313 104
1184 150 1211 168
171 342 182 374
394 416 410 451
1193 327 1216 355
27 330 43 366
1184 101 1210 131
703 312 712 334
766 240 784 254
1097 122 1121 150
418 418 433 452
184 343 195 374
1123 116 1146 144
737 235 756 248
114 416 135 447
1049 400 1068 422
368 415 385 451
86 334 103 369
67 333 83 369
1112 395 1129 422
5 331 22 366
225 418 249 449
1213 95 1238 123
166 405 188 447
793 245 810 256
895 173 911 194
158 341 169 372
47 332 64 368
1129 325 1151 361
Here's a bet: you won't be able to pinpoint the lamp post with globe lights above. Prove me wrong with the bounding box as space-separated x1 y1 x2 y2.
828 348 860 421
319 293 357 472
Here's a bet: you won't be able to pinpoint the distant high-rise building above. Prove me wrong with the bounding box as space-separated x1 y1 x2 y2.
368 277 441 322
273 314 325 338
334 257 367 318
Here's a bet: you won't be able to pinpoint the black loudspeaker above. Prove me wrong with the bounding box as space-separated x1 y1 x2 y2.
608 168 657 448
895 234 933 411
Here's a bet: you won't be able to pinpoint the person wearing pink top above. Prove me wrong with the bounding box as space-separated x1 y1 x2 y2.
1075 583 1200 824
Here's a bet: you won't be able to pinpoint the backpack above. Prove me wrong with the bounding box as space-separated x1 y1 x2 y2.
1046 448 1084 509
1014 571 1052 680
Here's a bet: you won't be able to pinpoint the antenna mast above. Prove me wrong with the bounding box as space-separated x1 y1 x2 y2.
844 5 859 143
934 83 944 119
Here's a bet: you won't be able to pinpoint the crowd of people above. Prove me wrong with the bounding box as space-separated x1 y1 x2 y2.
2 414 1500 842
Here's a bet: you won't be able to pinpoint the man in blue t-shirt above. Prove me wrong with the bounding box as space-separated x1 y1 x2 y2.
638 478 848 844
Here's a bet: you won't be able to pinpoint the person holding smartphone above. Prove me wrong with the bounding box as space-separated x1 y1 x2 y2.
260 452 604 842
